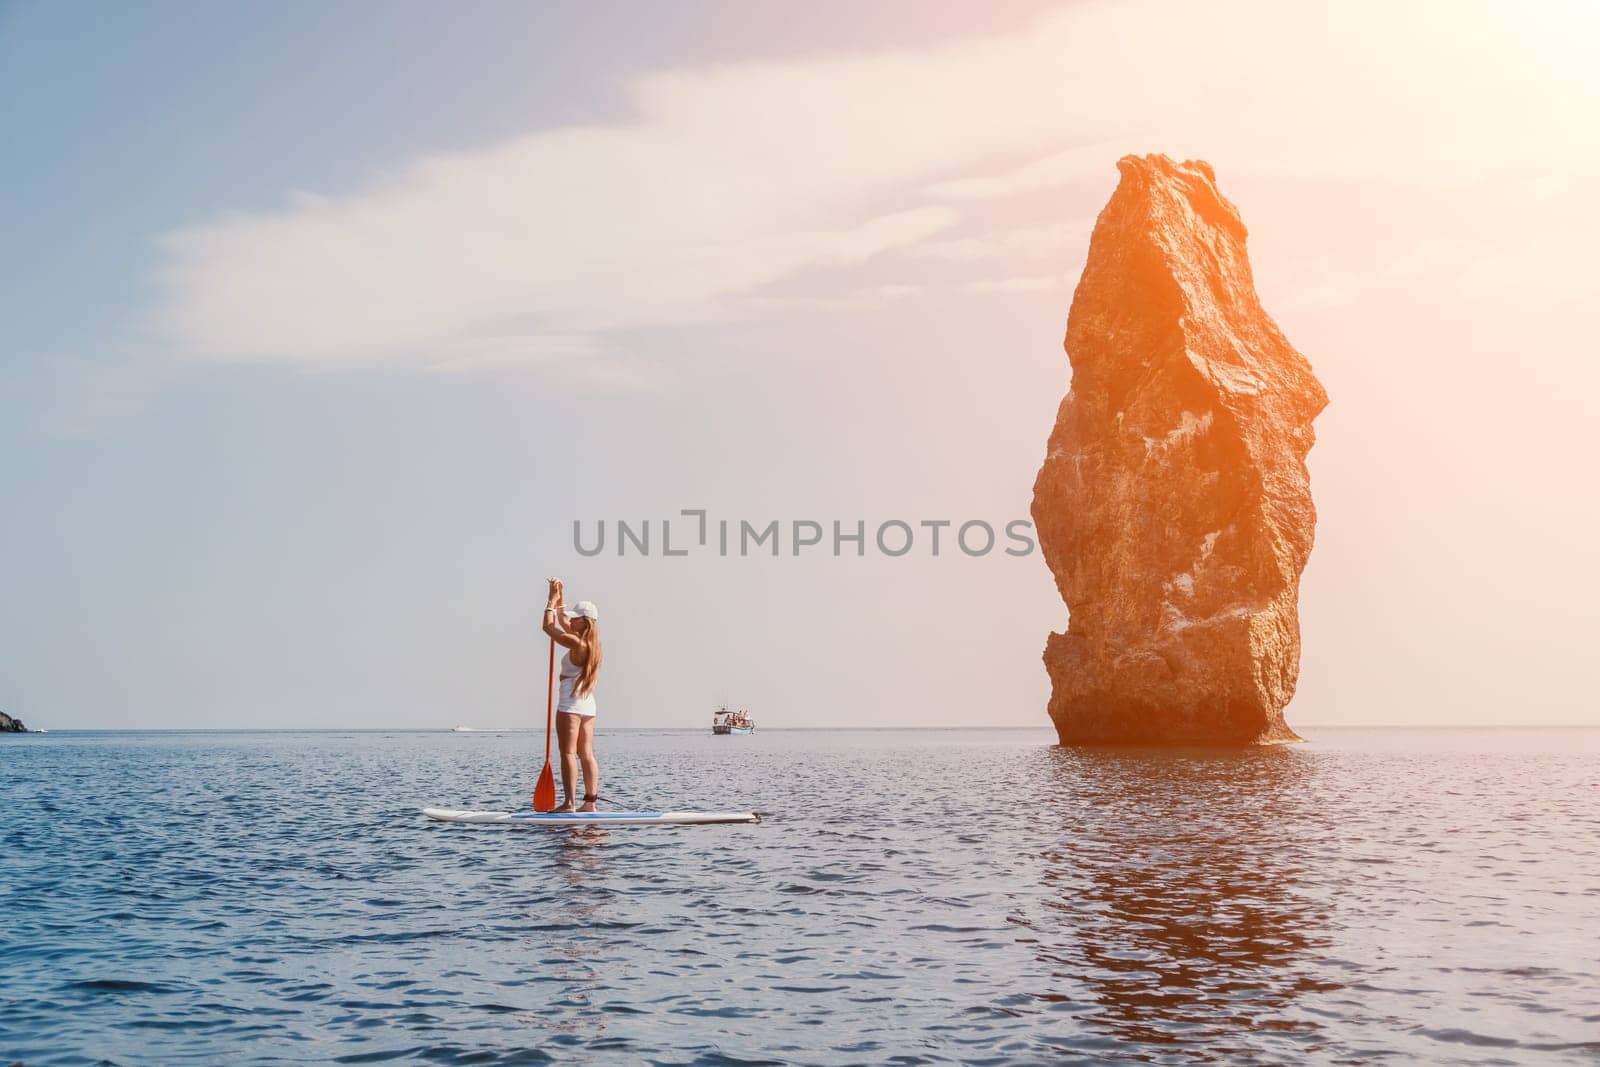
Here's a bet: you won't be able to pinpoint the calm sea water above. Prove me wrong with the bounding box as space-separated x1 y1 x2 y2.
2 727 1597 1065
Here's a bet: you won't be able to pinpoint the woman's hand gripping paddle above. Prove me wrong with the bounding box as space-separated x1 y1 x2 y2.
532 635 557 811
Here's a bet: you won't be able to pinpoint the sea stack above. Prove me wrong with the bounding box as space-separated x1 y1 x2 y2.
0 711 28 733
1031 154 1327 745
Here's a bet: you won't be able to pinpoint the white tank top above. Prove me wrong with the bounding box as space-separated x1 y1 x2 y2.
557 650 597 716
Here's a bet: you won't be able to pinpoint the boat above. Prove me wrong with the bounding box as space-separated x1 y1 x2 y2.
712 705 755 735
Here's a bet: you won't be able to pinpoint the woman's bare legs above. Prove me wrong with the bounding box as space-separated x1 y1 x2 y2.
577 716 599 811
555 712 580 812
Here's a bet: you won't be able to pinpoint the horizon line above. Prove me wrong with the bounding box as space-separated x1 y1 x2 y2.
8 723 1597 734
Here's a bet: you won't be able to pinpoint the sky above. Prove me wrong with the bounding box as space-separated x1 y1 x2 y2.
2 0 1598 730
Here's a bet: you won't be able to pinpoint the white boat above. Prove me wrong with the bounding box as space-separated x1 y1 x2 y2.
712 705 755 735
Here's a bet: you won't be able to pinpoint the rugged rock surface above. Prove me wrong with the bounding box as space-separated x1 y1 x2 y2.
0 711 28 733
1031 154 1326 745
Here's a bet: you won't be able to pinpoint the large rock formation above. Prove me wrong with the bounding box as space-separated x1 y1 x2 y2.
1032 154 1326 745
0 711 28 733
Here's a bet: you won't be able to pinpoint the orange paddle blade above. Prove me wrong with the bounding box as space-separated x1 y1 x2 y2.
532 762 556 812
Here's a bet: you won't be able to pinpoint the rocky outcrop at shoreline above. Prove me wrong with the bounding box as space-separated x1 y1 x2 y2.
1 711 28 733
1031 154 1327 745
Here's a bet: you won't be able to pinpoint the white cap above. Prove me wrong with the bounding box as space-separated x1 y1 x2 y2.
564 600 599 621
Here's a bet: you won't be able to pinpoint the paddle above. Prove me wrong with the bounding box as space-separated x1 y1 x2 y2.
531 635 557 811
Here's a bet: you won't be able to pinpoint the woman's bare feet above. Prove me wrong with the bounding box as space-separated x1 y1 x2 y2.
551 801 576 814
578 794 597 813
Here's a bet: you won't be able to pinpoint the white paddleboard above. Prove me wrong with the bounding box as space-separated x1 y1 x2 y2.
423 807 758 826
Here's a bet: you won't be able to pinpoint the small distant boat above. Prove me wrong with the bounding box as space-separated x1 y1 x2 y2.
712 705 755 735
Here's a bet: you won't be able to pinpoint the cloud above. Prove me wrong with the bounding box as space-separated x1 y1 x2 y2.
924 151 1095 201
149 1 1600 369
419 332 605 375
741 284 922 314
907 221 1094 264
1271 170 1599 316
963 275 1071 294
12 349 167 438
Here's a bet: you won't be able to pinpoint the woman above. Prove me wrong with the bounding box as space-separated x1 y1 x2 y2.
541 577 602 812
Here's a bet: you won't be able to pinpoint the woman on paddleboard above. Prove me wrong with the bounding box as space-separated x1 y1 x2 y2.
542 578 602 812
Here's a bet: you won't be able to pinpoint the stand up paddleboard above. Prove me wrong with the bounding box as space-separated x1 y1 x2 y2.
423 807 758 827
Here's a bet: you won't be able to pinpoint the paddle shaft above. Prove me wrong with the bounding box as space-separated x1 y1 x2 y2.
545 635 555 760
531 634 558 810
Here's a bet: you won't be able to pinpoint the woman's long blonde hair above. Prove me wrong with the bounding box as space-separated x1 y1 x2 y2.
572 620 602 698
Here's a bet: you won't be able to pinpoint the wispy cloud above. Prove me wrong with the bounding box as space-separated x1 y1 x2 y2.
962 275 1070 295
419 333 605 375
742 284 922 314
906 221 1094 264
924 151 1095 201
149 1 1600 370
15 349 168 438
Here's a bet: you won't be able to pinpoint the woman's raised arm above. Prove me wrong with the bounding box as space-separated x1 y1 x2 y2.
541 578 581 650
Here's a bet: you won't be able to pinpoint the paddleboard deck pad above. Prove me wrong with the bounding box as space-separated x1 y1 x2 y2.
423 807 758 826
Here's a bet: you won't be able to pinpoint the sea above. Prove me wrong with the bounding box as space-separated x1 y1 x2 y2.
2 727 1597 1066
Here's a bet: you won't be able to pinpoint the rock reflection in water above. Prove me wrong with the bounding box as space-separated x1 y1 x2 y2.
1021 745 1338 1059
